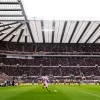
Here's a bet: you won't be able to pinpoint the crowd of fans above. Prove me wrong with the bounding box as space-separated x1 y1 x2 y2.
0 42 100 78
0 66 40 76
0 43 36 52
36 44 100 52
0 43 100 53
0 66 100 77
61 67 100 76
0 72 9 81
1 57 100 66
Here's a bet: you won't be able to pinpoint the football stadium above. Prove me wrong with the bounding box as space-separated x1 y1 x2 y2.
0 0 100 100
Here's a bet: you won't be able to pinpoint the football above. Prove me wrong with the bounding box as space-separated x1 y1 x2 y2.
54 90 57 92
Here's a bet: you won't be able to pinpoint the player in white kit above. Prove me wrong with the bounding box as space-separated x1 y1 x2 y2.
42 76 50 92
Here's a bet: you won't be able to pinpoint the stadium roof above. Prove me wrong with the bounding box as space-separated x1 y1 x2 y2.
0 0 100 43
0 0 26 21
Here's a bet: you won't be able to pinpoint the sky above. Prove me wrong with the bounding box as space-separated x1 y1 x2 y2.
22 0 100 20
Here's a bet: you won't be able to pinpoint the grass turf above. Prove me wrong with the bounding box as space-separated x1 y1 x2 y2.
0 84 100 100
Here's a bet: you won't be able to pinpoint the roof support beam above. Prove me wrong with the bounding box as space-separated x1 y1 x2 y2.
0 15 24 17
0 22 18 27
85 24 100 43
9 35 15 42
42 31 45 43
77 21 91 43
0 33 3 36
25 36 27 43
0 9 22 11
1 23 23 41
17 29 24 42
19 0 34 43
60 21 67 43
41 20 45 43
52 21 55 43
26 22 35 43
0 2 19 4
18 0 27 20
93 36 100 43
0 26 11 32
68 21 79 43
52 31 54 43
0 18 25 21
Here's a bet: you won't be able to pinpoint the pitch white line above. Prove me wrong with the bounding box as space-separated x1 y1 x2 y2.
81 91 100 98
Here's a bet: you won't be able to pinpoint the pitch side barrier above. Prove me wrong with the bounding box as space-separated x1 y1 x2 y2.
0 65 98 67
0 54 100 59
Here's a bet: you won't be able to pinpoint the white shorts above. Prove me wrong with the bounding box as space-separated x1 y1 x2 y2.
43 82 48 87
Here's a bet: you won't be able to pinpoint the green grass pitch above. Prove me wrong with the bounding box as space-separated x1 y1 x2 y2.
0 84 100 100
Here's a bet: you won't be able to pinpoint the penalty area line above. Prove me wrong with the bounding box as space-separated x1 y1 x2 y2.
81 91 100 98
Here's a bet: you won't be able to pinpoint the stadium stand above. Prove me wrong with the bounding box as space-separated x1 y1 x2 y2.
0 0 100 84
